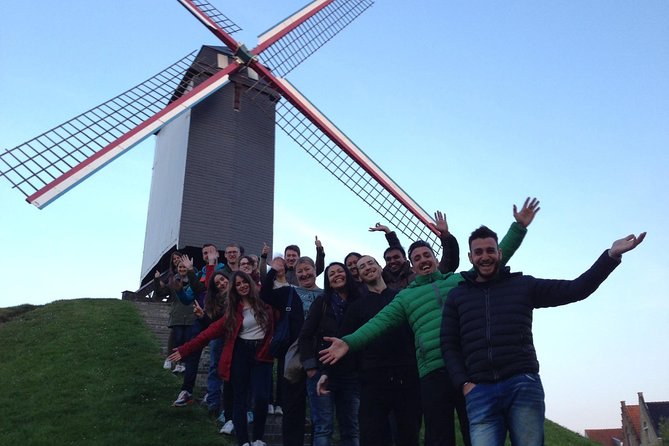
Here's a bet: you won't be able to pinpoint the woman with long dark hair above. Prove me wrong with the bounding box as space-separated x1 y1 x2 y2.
169 271 275 446
299 262 362 446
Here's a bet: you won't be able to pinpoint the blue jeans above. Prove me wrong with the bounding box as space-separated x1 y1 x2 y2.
306 370 360 446
207 337 224 413
231 338 271 446
181 320 202 393
466 373 545 446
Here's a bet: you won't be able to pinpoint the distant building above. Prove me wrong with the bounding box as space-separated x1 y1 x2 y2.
584 428 623 446
586 392 668 446
621 392 669 446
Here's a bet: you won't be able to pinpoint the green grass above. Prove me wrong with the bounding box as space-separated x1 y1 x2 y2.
0 299 232 446
0 303 40 323
0 298 597 445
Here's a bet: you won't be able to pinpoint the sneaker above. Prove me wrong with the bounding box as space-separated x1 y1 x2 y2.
217 411 226 424
247 410 254 423
173 390 193 407
163 359 172 370
219 420 234 435
267 404 274 415
173 363 186 374
251 441 267 446
273 405 283 416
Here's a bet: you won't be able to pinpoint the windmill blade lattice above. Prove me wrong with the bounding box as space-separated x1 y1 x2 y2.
256 0 374 77
0 51 222 201
251 79 441 251
181 0 242 35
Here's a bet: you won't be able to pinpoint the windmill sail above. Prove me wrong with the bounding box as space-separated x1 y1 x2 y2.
1 0 442 269
0 52 234 208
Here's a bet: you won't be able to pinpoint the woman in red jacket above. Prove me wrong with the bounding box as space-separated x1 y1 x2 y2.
169 270 275 446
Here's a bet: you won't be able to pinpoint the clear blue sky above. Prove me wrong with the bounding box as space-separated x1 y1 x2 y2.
1 0 667 435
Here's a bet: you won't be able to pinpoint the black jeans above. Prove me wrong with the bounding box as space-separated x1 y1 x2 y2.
420 368 471 446
359 367 421 446
281 372 308 446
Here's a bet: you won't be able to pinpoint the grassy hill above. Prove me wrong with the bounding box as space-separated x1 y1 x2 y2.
0 299 597 445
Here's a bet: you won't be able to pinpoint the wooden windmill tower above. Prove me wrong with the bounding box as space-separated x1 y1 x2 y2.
0 0 443 287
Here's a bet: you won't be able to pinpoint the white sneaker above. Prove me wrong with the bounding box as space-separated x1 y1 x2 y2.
273 405 283 416
163 359 172 369
220 420 234 435
252 440 267 446
173 363 186 373
173 390 193 407
267 404 274 415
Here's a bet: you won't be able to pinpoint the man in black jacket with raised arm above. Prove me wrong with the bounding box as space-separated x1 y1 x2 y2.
441 226 645 446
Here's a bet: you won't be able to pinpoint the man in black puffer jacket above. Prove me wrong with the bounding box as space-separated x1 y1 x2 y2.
441 225 645 446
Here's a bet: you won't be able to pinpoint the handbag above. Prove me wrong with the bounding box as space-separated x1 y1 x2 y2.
269 287 294 357
283 337 303 383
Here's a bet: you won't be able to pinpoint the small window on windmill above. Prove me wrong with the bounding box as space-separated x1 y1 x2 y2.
246 67 259 80
217 53 230 69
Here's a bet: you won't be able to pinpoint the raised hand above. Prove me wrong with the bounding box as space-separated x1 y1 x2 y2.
513 197 541 228
193 300 204 318
319 336 349 365
368 222 390 234
180 255 194 271
609 232 646 259
271 257 285 274
433 210 449 236
154 269 161 279
315 235 322 249
262 242 270 256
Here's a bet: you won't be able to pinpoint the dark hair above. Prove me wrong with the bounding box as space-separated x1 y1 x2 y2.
383 245 406 260
344 252 362 265
202 243 217 250
205 271 228 320
224 271 270 339
323 262 359 300
284 245 301 256
407 240 434 260
168 250 183 276
468 226 498 247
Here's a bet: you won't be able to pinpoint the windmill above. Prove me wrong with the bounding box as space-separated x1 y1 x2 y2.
0 0 443 288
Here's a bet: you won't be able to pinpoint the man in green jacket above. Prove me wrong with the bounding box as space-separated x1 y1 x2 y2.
320 197 540 446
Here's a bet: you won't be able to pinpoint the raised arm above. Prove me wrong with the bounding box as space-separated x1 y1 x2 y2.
434 211 460 273
315 236 326 276
369 222 403 248
259 242 270 281
495 197 541 267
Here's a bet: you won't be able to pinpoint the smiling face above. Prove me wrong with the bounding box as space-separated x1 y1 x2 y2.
234 275 250 297
171 253 181 268
410 246 438 276
345 255 361 281
468 237 502 282
225 246 240 265
357 255 382 284
285 249 299 268
326 264 347 290
214 274 229 293
239 257 253 274
296 262 316 289
177 262 188 276
383 248 406 273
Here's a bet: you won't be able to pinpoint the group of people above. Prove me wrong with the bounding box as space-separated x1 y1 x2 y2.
154 197 645 446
